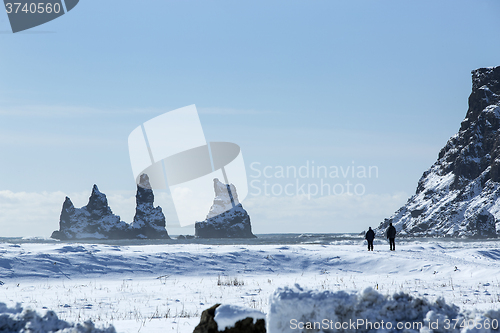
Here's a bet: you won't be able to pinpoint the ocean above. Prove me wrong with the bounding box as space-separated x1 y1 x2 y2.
1 233 498 246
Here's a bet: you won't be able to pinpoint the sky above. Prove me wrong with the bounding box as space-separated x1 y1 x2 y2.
1 0 500 237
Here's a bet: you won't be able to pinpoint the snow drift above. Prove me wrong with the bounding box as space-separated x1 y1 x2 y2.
0 302 115 333
267 285 500 333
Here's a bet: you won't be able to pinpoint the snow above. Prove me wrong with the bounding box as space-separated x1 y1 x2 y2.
196 203 254 238
206 178 240 219
421 172 455 193
268 285 500 333
0 302 115 333
485 105 500 118
213 304 265 330
1 237 500 332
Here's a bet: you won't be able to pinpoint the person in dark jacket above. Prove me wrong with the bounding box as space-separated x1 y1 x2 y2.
386 222 396 251
365 227 375 251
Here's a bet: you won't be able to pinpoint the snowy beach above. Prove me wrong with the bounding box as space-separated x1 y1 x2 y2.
1 235 500 332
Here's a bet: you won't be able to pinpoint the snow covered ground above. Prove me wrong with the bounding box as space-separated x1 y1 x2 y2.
1 236 500 332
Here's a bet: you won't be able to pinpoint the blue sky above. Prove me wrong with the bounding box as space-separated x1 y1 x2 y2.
1 0 500 236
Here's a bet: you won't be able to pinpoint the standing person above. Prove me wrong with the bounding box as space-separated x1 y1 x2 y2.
386 223 396 251
365 227 375 251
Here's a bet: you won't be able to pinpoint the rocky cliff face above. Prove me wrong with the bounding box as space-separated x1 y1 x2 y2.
51 185 130 240
130 174 169 239
377 66 500 238
51 174 169 240
206 179 240 219
195 178 255 238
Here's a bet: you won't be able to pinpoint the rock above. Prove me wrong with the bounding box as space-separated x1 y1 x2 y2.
206 179 240 219
193 304 220 333
51 174 169 240
193 304 266 333
130 174 169 239
51 186 130 240
464 210 497 238
195 179 256 238
227 317 266 333
376 66 500 238
176 235 195 240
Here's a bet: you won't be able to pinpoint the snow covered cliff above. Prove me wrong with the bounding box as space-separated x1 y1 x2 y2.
51 174 169 240
195 178 255 238
130 174 169 239
377 66 500 238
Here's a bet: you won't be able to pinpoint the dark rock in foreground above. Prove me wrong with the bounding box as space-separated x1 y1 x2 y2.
193 304 266 333
195 178 256 238
376 66 500 238
51 174 169 240
193 304 220 333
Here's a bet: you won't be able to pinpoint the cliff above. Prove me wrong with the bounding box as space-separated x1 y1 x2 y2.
376 66 500 238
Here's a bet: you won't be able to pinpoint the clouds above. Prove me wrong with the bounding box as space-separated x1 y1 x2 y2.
198 107 266 115
244 192 409 234
0 105 107 117
0 129 124 147
0 190 67 237
0 104 178 118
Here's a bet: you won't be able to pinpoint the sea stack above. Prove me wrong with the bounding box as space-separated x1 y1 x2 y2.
195 178 256 238
51 185 130 240
130 174 169 239
51 174 169 240
377 66 500 238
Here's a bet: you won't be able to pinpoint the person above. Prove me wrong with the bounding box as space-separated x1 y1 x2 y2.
365 227 375 251
386 222 396 251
